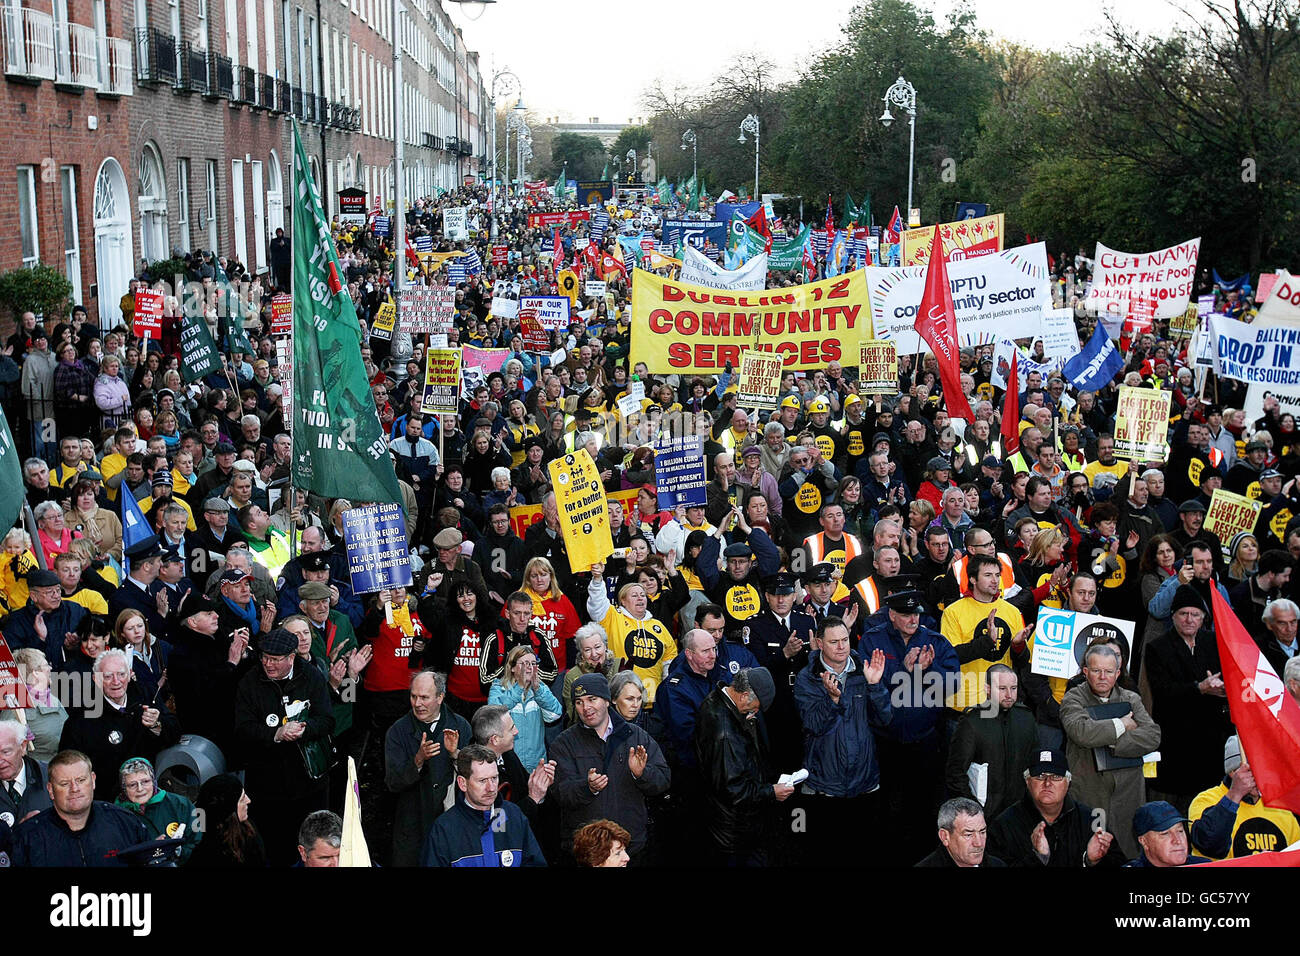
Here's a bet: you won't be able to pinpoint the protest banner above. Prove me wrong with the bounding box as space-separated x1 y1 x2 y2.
1113 386 1172 461
1197 294 1216 318
527 211 589 229
865 243 1051 354
1039 308 1081 360
730 220 811 271
460 346 510 397
443 206 468 241
680 245 768 291
1084 238 1201 321
490 279 520 320
899 212 1004 266
0 634 29 709
661 219 728 253
491 244 508 267
342 502 412 593
370 301 396 341
400 286 455 334
1209 314 1300 389
577 181 614 204
270 293 292 335
653 435 707 509
508 488 637 540
276 336 293 421
519 310 549 351
1032 607 1136 680
420 348 461 416
1243 270 1300 427
133 289 163 339
519 295 570 330
179 312 223 384
631 268 870 374
858 340 898 393
1203 490 1263 557
585 279 607 299
734 354 783 410
372 215 390 238
548 449 614 574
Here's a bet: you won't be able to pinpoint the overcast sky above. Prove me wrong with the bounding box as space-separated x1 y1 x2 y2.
448 0 1184 123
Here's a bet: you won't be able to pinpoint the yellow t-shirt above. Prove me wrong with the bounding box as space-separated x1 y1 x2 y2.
598 607 677 706
940 596 1026 711
99 452 128 502
65 587 109 617
1188 783 1300 860
1082 459 1129 485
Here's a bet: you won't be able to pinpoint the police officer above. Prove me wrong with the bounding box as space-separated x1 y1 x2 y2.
743 573 816 768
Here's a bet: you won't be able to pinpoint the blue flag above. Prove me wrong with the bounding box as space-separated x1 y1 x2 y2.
120 486 150 577
1062 323 1124 393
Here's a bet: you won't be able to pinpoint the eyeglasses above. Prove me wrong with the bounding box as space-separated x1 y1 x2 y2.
1031 773 1066 783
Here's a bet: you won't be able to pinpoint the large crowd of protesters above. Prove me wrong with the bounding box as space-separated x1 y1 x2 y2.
1 181 1298 869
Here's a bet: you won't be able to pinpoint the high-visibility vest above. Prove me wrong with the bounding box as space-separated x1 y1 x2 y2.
951 552 1016 596
805 531 863 602
853 576 883 614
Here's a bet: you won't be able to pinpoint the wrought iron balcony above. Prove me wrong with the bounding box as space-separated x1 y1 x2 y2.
177 42 207 93
134 27 175 85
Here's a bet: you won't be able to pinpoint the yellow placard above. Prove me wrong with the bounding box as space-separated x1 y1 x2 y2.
372 300 397 338
420 348 461 416
557 269 580 307
900 213 1005 266
858 340 898 393
736 353 784 410
1169 303 1199 338
548 449 614 574
1203 489 1263 555
630 267 871 374
1113 386 1172 461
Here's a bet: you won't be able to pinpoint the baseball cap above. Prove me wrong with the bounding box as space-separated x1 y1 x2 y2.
1027 749 1069 777
1132 800 1188 838
745 667 776 712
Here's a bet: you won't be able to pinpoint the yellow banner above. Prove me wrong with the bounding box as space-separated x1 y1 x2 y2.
1203 489 1262 555
1113 386 1172 461
630 268 871 374
900 213 1005 266
646 251 682 271
419 250 469 268
557 269 580 307
548 449 614 574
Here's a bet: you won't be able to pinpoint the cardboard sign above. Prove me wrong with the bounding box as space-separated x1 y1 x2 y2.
585 280 607 299
1039 308 1081 360
420 348 462 416
1031 607 1136 680
518 295 571 330
616 393 644 419
1113 386 1172 461
133 289 164 339
342 503 412 593
401 286 455 334
653 435 707 509
548 449 614 574
519 309 550 351
857 340 898 394
736 353 784 410
1197 294 1216 318
1203 489 1263 556
370 301 397 341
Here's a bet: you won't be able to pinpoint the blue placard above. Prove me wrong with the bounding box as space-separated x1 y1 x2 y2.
653 436 707 509
955 202 989 220
373 215 390 237
661 220 727 254
343 503 413 594
715 202 761 228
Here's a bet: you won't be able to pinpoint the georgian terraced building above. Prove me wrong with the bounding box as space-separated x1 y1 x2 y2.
0 0 486 328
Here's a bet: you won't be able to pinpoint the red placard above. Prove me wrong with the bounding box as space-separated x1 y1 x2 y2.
270 293 292 335
133 289 164 339
491 244 508 267
0 634 29 710
519 309 550 351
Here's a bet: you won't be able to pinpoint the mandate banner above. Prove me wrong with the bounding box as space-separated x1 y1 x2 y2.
1084 238 1200 321
343 503 412 593
1209 313 1300 389
653 435 707 509
858 340 898 393
1203 489 1263 557
680 245 768 291
736 353 783 410
1031 607 1136 680
865 243 1052 354
630 268 870 374
548 449 614 574
899 213 1004 266
420 348 461 416
290 121 402 506
1113 386 1172 461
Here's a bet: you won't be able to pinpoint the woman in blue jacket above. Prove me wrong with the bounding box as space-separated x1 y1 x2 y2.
489 646 562 769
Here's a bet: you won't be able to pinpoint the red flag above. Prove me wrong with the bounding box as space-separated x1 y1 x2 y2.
552 229 564 278
584 241 601 273
1000 349 1020 455
885 206 903 244
1212 586 1300 813
1202 846 1300 866
744 205 772 254
404 236 420 269
914 225 974 421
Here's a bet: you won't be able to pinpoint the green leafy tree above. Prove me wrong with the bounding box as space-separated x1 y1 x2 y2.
0 264 73 323
543 133 608 183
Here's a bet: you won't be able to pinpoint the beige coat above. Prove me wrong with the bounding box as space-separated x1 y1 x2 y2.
1060 682 1162 860
63 505 123 563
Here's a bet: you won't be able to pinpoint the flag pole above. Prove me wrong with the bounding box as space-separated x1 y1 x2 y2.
287 121 298 560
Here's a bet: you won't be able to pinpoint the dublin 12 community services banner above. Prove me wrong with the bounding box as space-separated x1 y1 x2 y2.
630 268 870 374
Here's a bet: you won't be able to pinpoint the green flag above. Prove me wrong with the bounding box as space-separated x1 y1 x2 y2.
861 193 872 230
657 177 670 204
841 194 860 229
0 408 23 533
601 162 609 180
178 311 223 384
687 180 699 213
290 120 402 506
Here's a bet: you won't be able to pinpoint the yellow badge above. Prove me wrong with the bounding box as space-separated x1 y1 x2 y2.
796 484 823 514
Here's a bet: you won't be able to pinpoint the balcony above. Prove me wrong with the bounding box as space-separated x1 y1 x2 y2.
97 37 132 95
458 139 472 157
445 136 459 153
231 64 254 104
134 28 175 85
3 6 56 82
56 22 100 89
259 73 274 110
275 77 290 113
177 42 207 93
206 52 232 99
290 85 303 119
422 132 437 149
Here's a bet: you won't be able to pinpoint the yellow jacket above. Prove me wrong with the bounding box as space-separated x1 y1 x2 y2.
940 596 1025 711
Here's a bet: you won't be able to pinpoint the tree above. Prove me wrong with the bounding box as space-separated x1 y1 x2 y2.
543 132 608 183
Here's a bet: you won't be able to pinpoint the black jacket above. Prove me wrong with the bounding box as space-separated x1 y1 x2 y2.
1144 629 1232 797
11 801 149 866
384 707 472 868
0 755 53 822
988 791 1126 867
693 685 778 855
59 683 182 801
944 700 1040 823
233 659 335 802
915 845 1007 867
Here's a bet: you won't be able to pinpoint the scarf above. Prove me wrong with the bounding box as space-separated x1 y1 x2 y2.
222 594 259 630
388 601 415 637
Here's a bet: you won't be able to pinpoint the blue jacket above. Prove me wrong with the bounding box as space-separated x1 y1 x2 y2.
420 799 546 867
2 601 88 670
488 680 561 771
857 618 959 742
1147 573 1230 623
658 664 716 768
12 801 149 866
277 579 365 630
793 650 891 797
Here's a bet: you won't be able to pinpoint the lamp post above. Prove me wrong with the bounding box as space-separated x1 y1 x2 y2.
506 102 526 198
681 128 696 185
517 124 531 183
738 113 759 199
488 71 519 238
880 74 917 221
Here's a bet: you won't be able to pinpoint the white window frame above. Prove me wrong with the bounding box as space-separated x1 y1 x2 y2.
18 165 39 267
176 158 191 253
205 158 219 253
60 165 82 304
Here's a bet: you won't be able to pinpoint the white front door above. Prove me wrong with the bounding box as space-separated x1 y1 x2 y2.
93 158 133 329
231 159 247 267
251 159 266 272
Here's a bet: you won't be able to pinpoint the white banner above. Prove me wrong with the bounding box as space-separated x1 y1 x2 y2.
679 245 769 291
865 242 1051 354
444 207 468 242
490 279 520 320
1084 237 1200 321
1241 270 1300 425
1209 314 1300 387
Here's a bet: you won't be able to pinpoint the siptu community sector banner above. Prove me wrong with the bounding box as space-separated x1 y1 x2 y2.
1113 386 1172 461
1084 238 1200 322
865 243 1051 354
548 449 614 574
899 213 1004 266
630 268 871 374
